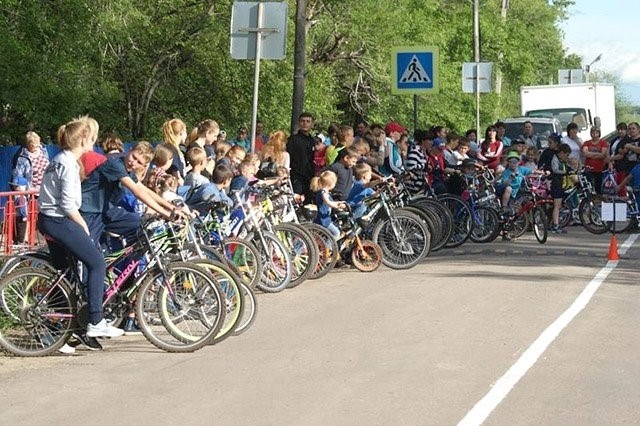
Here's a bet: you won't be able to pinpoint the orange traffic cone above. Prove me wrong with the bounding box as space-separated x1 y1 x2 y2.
608 234 620 261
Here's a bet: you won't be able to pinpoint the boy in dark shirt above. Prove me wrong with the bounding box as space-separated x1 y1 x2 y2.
327 147 359 201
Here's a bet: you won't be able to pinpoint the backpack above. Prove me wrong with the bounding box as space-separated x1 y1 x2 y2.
601 170 618 196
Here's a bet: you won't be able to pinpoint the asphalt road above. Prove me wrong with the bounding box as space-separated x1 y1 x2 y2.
1 228 638 425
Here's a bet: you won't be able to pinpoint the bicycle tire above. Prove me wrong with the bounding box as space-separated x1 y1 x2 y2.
438 195 473 248
0 251 55 278
401 206 438 251
469 206 501 243
190 259 245 344
254 231 292 293
231 282 258 336
0 268 75 357
371 210 430 270
351 239 383 272
273 223 318 288
303 223 339 280
136 262 225 352
220 238 263 290
578 198 607 235
532 206 548 244
409 198 454 252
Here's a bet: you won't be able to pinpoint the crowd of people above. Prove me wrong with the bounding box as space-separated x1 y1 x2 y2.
5 113 640 352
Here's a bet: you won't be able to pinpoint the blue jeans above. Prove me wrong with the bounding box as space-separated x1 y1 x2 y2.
325 222 340 239
37 214 106 324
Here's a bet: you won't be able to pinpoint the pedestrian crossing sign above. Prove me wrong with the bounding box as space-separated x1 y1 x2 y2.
391 47 439 94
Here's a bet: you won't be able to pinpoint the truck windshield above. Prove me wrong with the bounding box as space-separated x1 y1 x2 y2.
525 108 589 131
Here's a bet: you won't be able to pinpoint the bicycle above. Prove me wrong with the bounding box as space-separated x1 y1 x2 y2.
0 217 226 356
333 207 383 272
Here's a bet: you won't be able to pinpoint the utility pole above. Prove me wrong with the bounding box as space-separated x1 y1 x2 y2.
473 0 480 134
290 0 307 135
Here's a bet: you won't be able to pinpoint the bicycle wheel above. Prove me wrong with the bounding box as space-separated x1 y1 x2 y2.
438 195 473 248
221 238 263 290
371 210 430 270
469 206 501 243
136 262 225 352
401 206 437 251
0 251 55 278
0 268 75 357
273 223 318 288
409 198 454 252
578 198 607 234
351 239 383 272
231 282 257 336
532 206 548 244
511 211 530 239
304 223 339 280
254 231 292 293
190 259 244 344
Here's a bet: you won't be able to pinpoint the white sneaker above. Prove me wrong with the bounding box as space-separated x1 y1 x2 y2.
58 343 76 355
86 319 125 338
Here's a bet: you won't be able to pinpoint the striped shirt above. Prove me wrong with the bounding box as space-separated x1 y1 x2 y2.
404 145 427 193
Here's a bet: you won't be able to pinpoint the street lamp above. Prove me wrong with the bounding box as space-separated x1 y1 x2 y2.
585 53 602 82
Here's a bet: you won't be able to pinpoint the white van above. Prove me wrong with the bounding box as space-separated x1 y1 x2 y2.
502 117 562 149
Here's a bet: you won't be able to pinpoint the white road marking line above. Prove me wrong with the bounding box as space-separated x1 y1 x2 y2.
458 233 639 426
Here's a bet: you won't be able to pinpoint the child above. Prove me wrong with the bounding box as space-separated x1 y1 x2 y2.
229 159 256 196
453 137 471 165
184 146 211 189
550 143 573 234
144 144 174 193
310 170 347 238
214 141 231 165
187 165 235 215
10 176 29 245
313 133 327 176
346 163 376 220
217 145 246 175
524 146 539 171
326 125 354 165
496 151 533 209
538 133 561 173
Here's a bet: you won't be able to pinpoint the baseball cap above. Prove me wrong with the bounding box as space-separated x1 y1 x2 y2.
315 133 327 144
432 137 445 149
512 138 526 145
10 176 28 187
384 122 406 135
506 150 520 160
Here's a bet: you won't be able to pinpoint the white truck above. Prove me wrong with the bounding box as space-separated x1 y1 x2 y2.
520 83 616 141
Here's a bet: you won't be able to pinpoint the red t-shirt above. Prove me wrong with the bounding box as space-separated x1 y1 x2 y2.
81 151 108 176
583 139 608 172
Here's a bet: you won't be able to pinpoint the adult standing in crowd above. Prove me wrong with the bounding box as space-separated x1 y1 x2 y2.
495 121 511 148
260 130 291 170
12 130 50 194
581 127 609 193
609 122 628 158
287 112 316 201
379 121 406 176
477 125 503 170
519 121 540 150
561 122 583 168
616 122 640 178
230 126 251 152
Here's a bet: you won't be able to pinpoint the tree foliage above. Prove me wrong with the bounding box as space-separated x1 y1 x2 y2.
0 0 587 144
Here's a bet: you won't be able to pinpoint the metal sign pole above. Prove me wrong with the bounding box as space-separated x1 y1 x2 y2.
249 2 265 154
413 94 418 135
